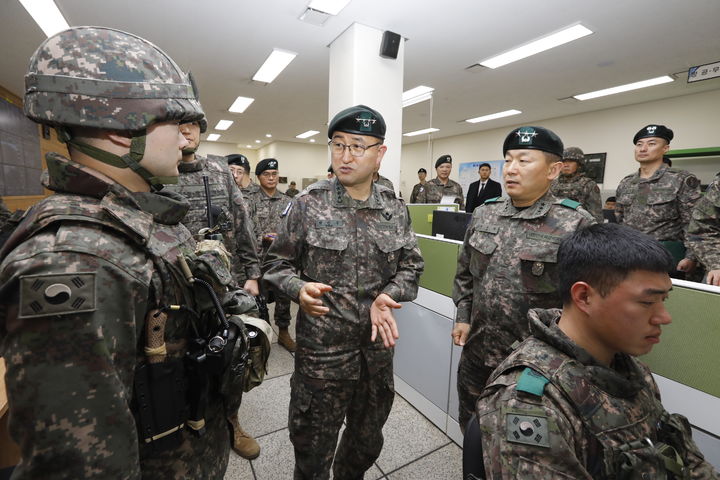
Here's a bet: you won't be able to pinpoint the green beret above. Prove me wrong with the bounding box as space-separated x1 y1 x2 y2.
328 104 386 139
503 126 564 157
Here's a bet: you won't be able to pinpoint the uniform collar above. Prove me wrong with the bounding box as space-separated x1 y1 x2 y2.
498 189 555 219
632 164 668 184
528 308 646 398
43 152 190 227
331 177 384 210
178 154 207 173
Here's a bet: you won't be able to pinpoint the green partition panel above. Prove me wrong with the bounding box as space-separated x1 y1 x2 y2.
408 204 458 236
641 286 720 398
417 236 460 297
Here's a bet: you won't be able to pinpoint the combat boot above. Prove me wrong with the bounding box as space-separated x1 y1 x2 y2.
278 327 296 352
228 416 260 459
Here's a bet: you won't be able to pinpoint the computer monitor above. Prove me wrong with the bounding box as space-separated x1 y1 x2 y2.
431 210 472 241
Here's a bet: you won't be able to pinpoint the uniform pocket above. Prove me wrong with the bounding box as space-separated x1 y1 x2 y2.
647 191 678 221
304 227 349 283
519 247 558 294
468 231 497 278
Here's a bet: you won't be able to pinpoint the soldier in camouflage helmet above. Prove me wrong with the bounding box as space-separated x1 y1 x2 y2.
452 126 595 432
162 117 262 458
263 104 424 479
415 155 465 208
550 146 603 222
245 158 295 352
688 174 720 286
616 124 701 278
474 224 718 478
0 27 250 478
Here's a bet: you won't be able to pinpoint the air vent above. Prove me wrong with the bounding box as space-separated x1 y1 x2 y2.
299 7 331 26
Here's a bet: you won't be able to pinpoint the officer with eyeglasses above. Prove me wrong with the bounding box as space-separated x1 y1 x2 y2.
263 104 424 479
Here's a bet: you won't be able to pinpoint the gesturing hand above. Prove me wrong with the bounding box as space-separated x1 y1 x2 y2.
370 293 401 348
299 282 333 317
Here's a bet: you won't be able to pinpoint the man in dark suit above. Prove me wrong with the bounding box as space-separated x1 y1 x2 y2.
465 163 502 213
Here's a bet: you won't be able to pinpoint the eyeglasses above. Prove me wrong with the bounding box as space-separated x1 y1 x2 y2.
328 140 381 157
259 171 279 178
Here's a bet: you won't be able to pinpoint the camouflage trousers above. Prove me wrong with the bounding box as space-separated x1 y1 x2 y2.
274 295 291 329
457 346 495 434
289 362 395 480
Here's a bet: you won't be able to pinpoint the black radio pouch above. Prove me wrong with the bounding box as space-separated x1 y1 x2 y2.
134 357 187 454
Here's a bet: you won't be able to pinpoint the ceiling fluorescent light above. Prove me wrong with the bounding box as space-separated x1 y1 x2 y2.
466 109 522 123
573 75 674 100
215 120 233 130
307 0 351 15
207 134 221 141
296 130 320 139
19 0 70 37
402 85 434 108
228 96 255 113
403 127 439 137
253 49 297 83
480 24 593 69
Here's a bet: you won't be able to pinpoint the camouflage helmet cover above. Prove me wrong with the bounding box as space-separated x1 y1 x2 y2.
24 26 204 131
562 146 585 165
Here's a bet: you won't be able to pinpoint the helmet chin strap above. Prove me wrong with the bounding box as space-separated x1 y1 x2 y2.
182 146 198 155
57 127 178 191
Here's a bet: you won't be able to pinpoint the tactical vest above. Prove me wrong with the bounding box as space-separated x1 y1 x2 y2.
0 193 255 453
494 337 690 479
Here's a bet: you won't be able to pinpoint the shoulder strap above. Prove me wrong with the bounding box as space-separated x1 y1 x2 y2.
557 198 582 209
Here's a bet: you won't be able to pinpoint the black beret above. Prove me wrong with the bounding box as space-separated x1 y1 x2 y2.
227 154 249 168
633 124 673 145
503 126 563 157
328 104 386 140
256 158 279 175
435 155 452 168
418 168 427 174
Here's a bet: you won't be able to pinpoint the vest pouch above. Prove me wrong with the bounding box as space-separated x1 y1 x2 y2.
241 315 273 392
134 358 187 454
613 438 667 480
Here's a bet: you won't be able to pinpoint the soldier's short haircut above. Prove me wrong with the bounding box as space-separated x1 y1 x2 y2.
544 152 562 164
557 224 675 304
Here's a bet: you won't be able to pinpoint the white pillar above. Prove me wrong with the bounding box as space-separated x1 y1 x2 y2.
328 23 404 194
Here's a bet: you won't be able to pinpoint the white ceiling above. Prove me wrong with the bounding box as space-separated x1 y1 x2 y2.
1 0 719 150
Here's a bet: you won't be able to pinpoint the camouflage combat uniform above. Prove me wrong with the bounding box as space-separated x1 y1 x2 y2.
550 172 603 223
163 154 261 286
286 187 300 197
688 174 720 272
246 187 292 328
263 179 423 479
375 174 394 191
452 191 595 429
476 308 719 479
241 181 261 197
415 177 465 208
0 155 236 478
409 182 426 203
616 165 701 262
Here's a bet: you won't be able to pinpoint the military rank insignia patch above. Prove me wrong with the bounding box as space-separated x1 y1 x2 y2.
19 272 96 318
506 412 550 448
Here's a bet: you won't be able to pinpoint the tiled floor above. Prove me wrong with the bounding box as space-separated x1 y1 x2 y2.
224 304 462 479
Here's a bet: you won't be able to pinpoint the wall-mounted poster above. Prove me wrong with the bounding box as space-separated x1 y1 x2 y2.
0 97 42 196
